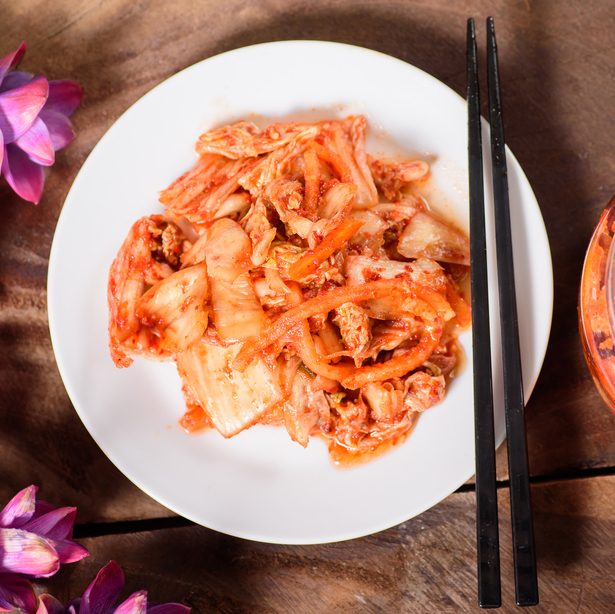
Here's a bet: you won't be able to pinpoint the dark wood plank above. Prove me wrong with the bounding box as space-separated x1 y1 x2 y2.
1 0 615 523
38 476 615 613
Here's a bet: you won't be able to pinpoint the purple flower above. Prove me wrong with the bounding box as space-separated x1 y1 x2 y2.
36 561 191 614
0 42 82 203
0 486 89 612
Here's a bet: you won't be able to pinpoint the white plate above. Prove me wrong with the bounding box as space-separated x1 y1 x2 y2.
48 41 553 544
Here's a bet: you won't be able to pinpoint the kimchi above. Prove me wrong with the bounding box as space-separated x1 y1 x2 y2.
107 116 471 463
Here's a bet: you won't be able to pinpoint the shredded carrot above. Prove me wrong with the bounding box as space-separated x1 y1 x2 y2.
302 147 321 220
288 218 363 281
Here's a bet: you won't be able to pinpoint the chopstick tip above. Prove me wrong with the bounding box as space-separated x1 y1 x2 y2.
486 16 497 52
467 18 477 51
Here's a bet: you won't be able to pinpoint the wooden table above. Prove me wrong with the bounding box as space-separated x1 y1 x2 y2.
3 1 615 611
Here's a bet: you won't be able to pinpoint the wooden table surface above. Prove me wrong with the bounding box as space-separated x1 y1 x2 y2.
3 0 615 611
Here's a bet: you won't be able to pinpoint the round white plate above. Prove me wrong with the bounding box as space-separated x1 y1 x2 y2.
48 41 553 544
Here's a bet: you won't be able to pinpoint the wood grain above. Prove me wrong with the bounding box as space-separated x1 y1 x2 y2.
3 1 615 609
36 475 615 613
1 0 614 520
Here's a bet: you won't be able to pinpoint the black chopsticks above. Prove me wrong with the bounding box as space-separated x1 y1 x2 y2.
467 17 501 609
467 17 539 608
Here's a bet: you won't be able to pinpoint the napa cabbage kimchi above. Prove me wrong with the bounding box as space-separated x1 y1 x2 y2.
107 116 471 463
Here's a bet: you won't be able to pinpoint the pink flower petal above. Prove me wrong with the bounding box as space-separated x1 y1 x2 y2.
36 593 65 614
2 143 45 203
21 507 76 541
0 485 38 528
14 117 55 165
0 528 59 577
40 109 75 150
148 604 191 614
0 70 33 93
0 76 48 142
0 42 26 84
33 500 58 519
80 560 124 614
114 591 147 614
20 505 89 564
0 573 37 613
45 80 83 116
50 538 89 564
